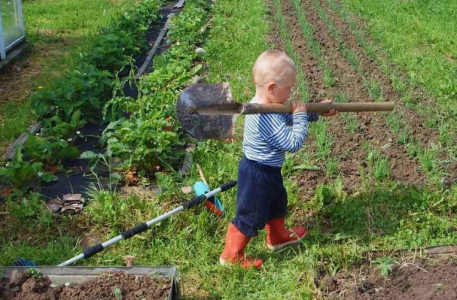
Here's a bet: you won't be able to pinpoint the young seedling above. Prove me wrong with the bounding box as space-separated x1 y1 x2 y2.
311 122 333 160
363 79 383 102
112 287 123 300
366 146 390 180
344 115 359 133
27 268 43 280
386 111 402 134
342 48 362 73
323 67 336 87
334 93 350 103
398 127 413 145
325 157 339 176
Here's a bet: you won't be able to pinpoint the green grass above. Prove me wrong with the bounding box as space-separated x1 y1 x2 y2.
340 0 457 122
0 0 135 152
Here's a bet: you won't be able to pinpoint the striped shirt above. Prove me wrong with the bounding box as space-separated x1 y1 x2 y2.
243 112 319 167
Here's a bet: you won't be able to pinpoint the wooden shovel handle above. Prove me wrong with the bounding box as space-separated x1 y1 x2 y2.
242 102 394 114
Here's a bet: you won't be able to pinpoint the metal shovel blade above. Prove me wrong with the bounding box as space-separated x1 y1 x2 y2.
176 82 237 139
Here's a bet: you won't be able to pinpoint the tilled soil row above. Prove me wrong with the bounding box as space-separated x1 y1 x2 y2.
272 0 346 197
277 0 427 195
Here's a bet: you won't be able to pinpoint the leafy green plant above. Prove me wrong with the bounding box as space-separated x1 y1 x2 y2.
112 287 123 300
40 110 86 140
31 63 113 121
0 148 58 192
27 268 43 280
6 193 53 225
99 1 208 175
24 135 79 169
374 256 395 277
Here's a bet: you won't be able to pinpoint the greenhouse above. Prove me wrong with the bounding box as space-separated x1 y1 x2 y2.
0 0 25 62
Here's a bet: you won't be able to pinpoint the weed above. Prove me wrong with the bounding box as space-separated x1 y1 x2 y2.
417 144 440 174
397 128 413 145
390 74 407 92
439 123 453 147
374 256 395 277
6 193 52 225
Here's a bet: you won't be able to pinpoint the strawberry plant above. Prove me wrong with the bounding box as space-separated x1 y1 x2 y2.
40 110 86 140
0 148 58 193
24 135 79 169
100 3 208 175
31 63 113 122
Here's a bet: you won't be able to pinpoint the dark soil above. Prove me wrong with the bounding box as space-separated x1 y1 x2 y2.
0 271 171 300
323 258 457 300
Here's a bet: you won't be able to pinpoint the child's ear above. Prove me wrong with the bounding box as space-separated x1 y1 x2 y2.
267 82 276 94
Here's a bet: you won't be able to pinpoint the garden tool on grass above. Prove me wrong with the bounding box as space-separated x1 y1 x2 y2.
194 163 225 217
57 181 237 267
176 83 395 139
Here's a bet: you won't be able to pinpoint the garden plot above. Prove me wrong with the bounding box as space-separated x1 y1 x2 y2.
0 266 177 300
271 0 455 197
323 257 457 300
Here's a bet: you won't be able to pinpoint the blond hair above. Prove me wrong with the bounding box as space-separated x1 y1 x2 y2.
252 50 297 86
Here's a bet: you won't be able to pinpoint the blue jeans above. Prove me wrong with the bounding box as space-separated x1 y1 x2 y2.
232 157 288 237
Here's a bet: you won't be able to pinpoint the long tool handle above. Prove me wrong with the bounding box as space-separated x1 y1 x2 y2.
58 181 237 267
241 102 394 114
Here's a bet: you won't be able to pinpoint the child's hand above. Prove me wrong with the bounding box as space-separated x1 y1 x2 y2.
291 101 307 114
320 99 338 117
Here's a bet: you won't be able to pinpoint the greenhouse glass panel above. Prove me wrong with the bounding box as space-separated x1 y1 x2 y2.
0 0 25 58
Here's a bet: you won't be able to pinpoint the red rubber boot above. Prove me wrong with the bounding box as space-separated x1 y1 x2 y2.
266 218 307 250
220 223 263 269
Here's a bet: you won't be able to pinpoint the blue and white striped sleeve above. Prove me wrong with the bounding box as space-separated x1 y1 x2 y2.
258 113 309 153
285 112 319 124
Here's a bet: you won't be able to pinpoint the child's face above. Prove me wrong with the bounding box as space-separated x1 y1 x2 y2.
268 75 296 103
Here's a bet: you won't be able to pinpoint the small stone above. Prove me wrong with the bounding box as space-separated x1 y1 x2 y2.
320 274 337 292
22 278 38 293
9 270 26 286
134 289 145 296
195 47 207 56
181 186 193 194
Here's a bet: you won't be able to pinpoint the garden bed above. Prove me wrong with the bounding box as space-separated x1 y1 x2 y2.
0 266 178 300
322 257 457 300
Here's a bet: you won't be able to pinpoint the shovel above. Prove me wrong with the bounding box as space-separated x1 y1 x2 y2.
176 82 394 140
